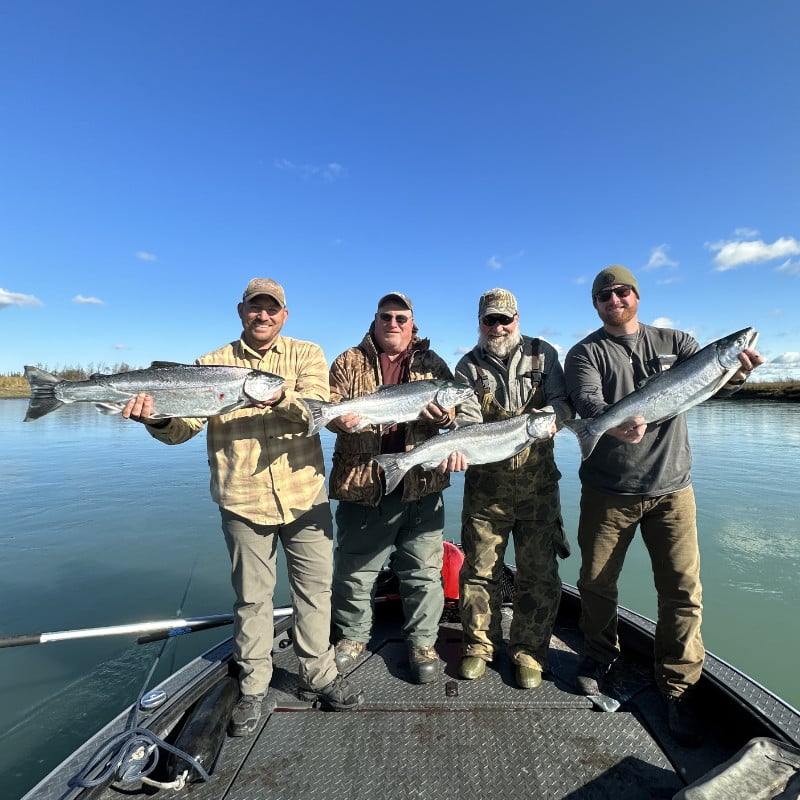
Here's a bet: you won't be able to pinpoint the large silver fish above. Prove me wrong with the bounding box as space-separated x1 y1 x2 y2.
563 326 759 460
301 379 475 437
23 362 284 421
372 411 556 495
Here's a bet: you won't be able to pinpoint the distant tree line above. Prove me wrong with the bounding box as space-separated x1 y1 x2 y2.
3 363 140 380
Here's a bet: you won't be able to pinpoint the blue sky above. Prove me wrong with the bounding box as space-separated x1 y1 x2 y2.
2 1 799 380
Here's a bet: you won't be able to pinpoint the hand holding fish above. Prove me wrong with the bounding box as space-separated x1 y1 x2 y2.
438 451 469 474
607 416 647 444
731 347 765 383
243 386 285 408
122 393 158 424
420 400 452 427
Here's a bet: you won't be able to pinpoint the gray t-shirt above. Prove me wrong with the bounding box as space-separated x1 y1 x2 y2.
564 324 698 496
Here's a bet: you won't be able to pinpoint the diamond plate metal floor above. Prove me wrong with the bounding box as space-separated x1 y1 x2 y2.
226 709 682 800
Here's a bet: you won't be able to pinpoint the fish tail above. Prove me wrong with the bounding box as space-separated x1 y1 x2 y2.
299 398 328 437
23 366 64 421
562 418 602 461
372 454 406 495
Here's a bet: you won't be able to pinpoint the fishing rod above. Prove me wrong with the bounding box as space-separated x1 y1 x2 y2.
0 609 293 649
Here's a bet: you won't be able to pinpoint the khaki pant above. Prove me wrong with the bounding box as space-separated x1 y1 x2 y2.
221 489 338 695
577 484 704 695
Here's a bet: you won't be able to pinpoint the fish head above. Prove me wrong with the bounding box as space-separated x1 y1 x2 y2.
716 327 759 369
243 370 285 402
526 411 556 439
435 383 476 409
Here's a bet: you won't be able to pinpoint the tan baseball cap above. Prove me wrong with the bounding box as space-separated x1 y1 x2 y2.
242 278 286 307
377 292 413 311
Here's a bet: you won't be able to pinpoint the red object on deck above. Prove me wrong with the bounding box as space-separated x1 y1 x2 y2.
441 541 464 600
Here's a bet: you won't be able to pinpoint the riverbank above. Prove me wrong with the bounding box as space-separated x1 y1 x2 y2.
2 374 798 401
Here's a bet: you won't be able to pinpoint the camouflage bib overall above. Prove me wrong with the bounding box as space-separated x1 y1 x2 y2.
459 341 568 670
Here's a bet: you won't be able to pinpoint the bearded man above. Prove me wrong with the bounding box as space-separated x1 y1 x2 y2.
450 288 573 689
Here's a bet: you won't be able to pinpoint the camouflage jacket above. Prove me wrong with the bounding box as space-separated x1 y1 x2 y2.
328 330 455 507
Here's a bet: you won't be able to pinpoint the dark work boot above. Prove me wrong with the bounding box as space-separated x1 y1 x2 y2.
228 693 264 737
299 675 364 711
666 694 703 748
407 643 442 684
574 656 612 695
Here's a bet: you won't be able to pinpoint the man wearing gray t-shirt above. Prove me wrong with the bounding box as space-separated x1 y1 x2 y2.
564 265 763 748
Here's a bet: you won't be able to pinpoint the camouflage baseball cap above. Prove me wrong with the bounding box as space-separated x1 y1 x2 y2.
243 278 286 307
377 292 413 311
591 265 640 299
478 288 518 318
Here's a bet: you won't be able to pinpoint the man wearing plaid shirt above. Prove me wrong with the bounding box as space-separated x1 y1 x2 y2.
123 278 363 735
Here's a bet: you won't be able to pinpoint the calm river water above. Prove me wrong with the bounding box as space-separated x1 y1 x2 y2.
1 397 798 796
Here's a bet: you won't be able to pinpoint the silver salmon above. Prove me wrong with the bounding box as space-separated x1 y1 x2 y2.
301 379 475 437
563 326 759 460
23 362 284 421
372 411 556 495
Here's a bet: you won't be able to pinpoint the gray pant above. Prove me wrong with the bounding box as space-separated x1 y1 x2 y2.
221 490 339 695
577 484 704 696
332 491 445 647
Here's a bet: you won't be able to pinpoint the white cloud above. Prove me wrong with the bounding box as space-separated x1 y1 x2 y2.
651 316 676 328
114 344 130 350
454 346 471 355
706 236 800 272
771 352 800 365
642 244 678 271
776 259 800 275
274 158 346 183
0 288 42 309
136 251 157 261
73 295 104 305
487 256 502 270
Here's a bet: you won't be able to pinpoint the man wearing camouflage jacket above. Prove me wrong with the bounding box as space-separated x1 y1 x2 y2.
452 288 573 689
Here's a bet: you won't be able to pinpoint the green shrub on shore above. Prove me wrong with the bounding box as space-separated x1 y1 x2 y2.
0 364 137 399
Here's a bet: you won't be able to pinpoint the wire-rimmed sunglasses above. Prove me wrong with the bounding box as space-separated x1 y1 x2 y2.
378 312 411 324
481 313 516 327
595 285 634 302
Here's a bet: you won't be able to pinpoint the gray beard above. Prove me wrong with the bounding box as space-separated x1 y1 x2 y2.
479 328 522 359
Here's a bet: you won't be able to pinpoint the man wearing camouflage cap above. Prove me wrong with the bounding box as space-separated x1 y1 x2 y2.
450 288 573 689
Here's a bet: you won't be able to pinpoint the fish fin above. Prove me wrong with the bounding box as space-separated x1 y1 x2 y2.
299 398 328 437
149 361 187 368
562 419 602 461
372 454 406 495
94 403 124 415
23 366 64 421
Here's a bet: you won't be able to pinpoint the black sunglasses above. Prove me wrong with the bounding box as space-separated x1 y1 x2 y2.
481 314 515 327
378 312 411 324
595 285 634 302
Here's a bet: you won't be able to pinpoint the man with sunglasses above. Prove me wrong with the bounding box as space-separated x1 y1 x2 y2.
450 288 573 690
564 265 764 747
327 292 460 684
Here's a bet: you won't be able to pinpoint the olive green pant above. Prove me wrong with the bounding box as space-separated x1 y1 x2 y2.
221 490 339 696
332 491 445 647
459 462 566 671
577 484 704 696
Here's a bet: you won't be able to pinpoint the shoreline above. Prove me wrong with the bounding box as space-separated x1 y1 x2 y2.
2 382 799 402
